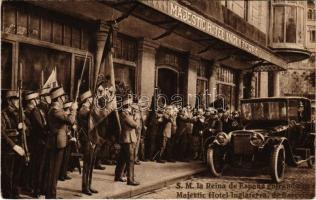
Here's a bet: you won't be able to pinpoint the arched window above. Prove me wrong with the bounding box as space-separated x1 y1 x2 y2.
308 9 313 19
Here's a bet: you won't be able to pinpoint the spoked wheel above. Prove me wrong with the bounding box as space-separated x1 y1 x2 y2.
207 147 225 177
271 144 286 183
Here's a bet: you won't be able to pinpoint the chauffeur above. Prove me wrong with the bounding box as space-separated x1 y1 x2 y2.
1 90 28 198
45 86 77 198
114 96 140 186
24 91 49 197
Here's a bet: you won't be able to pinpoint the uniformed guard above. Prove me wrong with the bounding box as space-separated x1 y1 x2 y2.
131 97 146 165
39 87 52 114
1 90 28 198
24 91 49 197
59 102 75 181
45 86 77 199
78 90 96 195
114 96 140 186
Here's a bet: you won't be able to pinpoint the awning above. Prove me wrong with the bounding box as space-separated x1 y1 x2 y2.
104 0 288 71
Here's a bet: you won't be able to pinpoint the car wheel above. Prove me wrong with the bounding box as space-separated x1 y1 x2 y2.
207 147 225 177
271 144 285 183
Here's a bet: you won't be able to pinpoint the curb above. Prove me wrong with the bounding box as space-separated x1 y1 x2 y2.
107 167 207 198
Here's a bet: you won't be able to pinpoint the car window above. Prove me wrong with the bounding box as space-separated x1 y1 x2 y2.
288 100 301 121
241 101 287 121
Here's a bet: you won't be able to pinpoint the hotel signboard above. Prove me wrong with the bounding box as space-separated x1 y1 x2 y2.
140 0 287 68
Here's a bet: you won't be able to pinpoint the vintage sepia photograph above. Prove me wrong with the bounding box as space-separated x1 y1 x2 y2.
1 0 315 199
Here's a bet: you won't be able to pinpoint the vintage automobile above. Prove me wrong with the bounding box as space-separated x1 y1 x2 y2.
206 97 315 183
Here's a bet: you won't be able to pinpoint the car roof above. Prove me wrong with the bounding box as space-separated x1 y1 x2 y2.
241 96 311 102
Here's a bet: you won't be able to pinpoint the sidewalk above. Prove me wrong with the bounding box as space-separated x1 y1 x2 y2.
56 161 206 199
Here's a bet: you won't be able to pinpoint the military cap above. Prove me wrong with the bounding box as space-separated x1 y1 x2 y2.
39 87 51 96
6 90 19 99
63 102 72 109
80 90 92 102
50 86 65 100
24 91 39 101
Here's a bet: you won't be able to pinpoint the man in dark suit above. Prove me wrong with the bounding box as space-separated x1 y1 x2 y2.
1 90 28 198
24 91 49 197
45 86 77 199
114 96 140 186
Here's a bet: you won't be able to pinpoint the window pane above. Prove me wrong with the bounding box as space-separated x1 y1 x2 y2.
29 13 40 39
2 4 16 34
114 63 135 94
74 56 90 96
72 27 81 49
42 18 52 42
273 6 285 42
1 42 12 89
17 10 27 36
53 21 63 45
63 25 71 46
19 44 71 94
285 6 297 43
297 8 304 44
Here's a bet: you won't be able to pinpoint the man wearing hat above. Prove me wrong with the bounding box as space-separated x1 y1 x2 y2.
78 90 97 195
24 91 49 197
45 86 77 198
205 107 222 135
114 96 140 186
39 87 52 114
1 90 28 198
59 101 75 181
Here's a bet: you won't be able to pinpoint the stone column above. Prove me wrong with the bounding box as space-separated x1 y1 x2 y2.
273 71 280 97
94 20 110 89
238 71 245 108
187 55 199 107
137 38 159 103
208 63 218 106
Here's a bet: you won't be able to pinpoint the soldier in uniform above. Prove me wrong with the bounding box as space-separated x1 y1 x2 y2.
131 97 146 165
114 96 140 186
45 86 77 198
59 102 76 181
24 91 49 197
39 87 52 114
78 90 96 195
1 90 28 198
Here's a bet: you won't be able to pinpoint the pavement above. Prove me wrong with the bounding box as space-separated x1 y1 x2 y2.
55 161 206 199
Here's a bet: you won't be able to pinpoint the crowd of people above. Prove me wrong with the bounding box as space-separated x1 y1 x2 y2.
1 82 243 199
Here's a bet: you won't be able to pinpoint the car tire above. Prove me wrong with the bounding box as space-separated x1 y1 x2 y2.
271 144 285 183
207 147 224 177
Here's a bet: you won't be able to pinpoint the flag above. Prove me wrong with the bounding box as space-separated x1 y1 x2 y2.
43 67 58 88
88 24 121 141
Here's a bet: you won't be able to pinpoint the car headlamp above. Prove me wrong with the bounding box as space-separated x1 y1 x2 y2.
215 132 229 146
249 132 265 147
